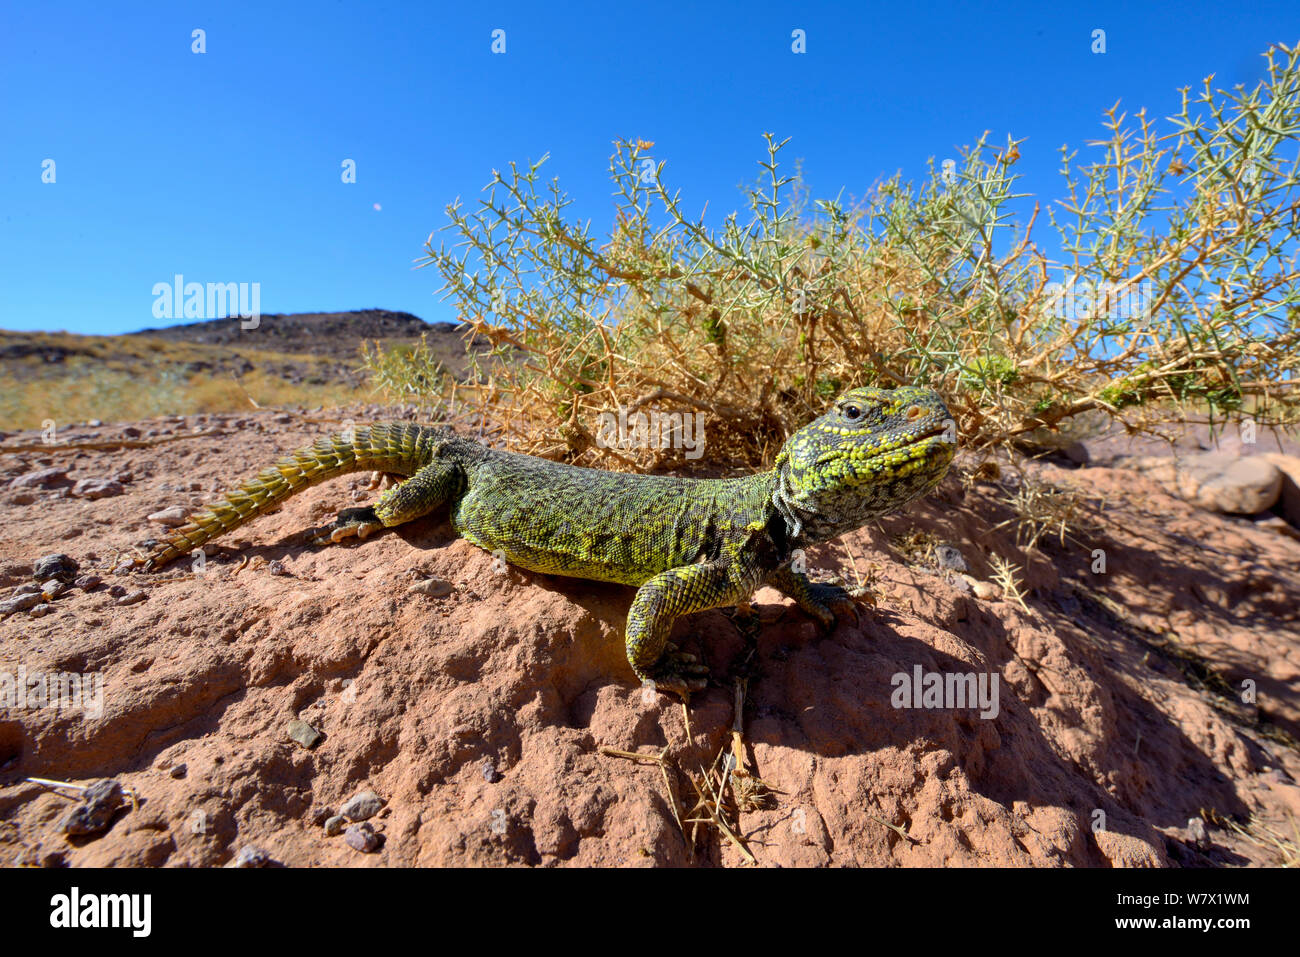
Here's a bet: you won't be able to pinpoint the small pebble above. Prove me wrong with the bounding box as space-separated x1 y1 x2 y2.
934 544 968 573
227 845 274 868
407 578 454 598
340 790 384 822
147 507 190 527
58 778 124 836
72 479 125 500
0 593 43 617
73 575 102 591
10 467 70 490
115 590 147 607
28 603 54 618
343 823 380 853
82 779 121 805
287 719 322 750
169 763 188 779
108 584 128 598
324 815 346 836
33 554 79 582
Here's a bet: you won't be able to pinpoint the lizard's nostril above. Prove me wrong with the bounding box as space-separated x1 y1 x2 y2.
906 405 923 420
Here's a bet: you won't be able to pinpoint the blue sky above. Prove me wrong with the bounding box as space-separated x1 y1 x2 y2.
1 1 1296 335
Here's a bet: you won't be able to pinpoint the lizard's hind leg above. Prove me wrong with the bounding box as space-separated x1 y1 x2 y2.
321 458 463 544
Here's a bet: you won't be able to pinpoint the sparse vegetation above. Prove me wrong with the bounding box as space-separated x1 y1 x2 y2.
988 554 1030 612
359 333 447 414
376 42 1300 471
994 476 1094 551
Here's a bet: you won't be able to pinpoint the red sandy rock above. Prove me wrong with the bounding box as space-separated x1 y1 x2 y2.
0 412 1297 867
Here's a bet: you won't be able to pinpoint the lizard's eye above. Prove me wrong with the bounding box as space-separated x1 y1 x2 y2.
841 404 862 420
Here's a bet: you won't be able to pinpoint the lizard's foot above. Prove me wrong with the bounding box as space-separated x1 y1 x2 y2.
313 506 384 546
640 643 710 700
799 580 862 631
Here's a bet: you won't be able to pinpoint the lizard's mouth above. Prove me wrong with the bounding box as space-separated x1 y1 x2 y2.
912 424 956 456
903 427 949 451
901 425 957 467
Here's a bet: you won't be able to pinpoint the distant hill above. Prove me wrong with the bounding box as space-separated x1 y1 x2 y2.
0 309 490 429
128 308 466 365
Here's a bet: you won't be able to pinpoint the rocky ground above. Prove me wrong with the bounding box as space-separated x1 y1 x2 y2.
0 410 1298 867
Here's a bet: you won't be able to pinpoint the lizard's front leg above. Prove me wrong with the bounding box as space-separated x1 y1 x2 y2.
318 458 463 544
625 561 753 699
768 566 860 630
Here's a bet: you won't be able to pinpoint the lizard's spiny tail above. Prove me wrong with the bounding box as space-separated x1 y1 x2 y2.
143 422 437 569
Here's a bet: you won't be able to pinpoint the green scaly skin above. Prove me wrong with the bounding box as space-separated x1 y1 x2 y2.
143 386 956 697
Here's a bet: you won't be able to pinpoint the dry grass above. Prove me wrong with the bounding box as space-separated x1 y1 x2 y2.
994 476 1094 551
0 331 367 430
988 554 1030 611
1203 808 1300 866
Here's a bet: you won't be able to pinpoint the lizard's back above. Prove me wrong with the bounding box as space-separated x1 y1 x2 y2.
451 448 774 586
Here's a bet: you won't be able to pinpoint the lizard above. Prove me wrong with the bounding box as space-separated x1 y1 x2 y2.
142 385 956 697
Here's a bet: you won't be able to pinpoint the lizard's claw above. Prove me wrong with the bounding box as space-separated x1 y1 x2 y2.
643 643 710 700
803 581 862 631
315 507 384 546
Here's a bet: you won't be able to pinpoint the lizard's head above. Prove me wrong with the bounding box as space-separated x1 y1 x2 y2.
772 385 955 542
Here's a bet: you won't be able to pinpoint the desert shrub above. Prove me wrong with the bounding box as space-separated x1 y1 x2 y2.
375 42 1300 469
